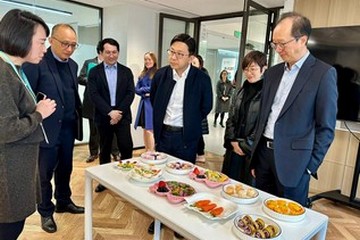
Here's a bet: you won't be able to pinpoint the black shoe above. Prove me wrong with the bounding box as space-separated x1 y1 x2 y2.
112 153 121 161
86 155 98 163
148 221 163 234
95 184 107 193
220 123 225 128
174 231 184 239
55 202 84 214
41 216 57 233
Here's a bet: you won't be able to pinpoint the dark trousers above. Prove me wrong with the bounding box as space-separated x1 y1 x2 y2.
197 135 205 155
254 137 310 206
38 122 75 217
214 112 225 124
156 129 198 164
222 150 255 186
0 220 25 240
97 123 133 164
88 119 119 156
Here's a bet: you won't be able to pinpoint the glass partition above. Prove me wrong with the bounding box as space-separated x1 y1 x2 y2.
0 0 102 144
0 0 102 67
159 14 196 66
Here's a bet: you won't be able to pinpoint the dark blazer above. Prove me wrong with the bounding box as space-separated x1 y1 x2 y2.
77 57 98 119
23 48 83 147
150 65 213 145
251 54 338 188
87 62 135 125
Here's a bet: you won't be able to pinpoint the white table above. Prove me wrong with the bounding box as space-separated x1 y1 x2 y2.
84 156 328 240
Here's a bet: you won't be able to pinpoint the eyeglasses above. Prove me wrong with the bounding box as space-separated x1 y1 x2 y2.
243 67 260 72
52 37 79 50
270 38 296 50
167 49 189 59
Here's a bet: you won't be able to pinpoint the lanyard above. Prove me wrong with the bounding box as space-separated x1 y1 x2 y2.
0 51 37 103
0 51 49 143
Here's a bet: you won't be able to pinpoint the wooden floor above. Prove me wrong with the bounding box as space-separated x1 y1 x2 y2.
19 145 360 240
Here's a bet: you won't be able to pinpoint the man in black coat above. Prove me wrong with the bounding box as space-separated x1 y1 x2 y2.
87 38 135 193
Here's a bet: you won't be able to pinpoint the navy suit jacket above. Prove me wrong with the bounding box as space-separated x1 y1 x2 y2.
23 48 83 148
87 62 135 126
251 54 338 187
150 65 213 145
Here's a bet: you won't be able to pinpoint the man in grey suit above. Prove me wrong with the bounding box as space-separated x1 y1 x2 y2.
250 12 338 206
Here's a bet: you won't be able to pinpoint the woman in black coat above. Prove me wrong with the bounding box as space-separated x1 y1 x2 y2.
222 51 267 185
214 70 233 127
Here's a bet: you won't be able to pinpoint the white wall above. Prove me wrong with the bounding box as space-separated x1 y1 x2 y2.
103 4 159 148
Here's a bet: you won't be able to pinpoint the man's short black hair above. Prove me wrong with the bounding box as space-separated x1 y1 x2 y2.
170 33 196 55
98 38 120 52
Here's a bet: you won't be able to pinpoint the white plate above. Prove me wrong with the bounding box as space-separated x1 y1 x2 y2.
233 214 282 240
166 160 194 175
262 197 306 223
129 166 163 183
221 184 259 205
184 192 239 220
140 152 168 165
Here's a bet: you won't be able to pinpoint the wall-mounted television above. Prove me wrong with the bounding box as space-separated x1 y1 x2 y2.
308 26 360 123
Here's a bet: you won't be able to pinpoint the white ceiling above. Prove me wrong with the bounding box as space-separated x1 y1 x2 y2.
73 0 285 17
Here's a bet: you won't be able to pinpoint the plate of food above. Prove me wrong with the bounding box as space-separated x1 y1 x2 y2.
189 167 230 188
233 214 282 240
166 160 194 175
222 183 259 204
149 180 196 203
262 197 306 222
184 192 239 220
129 165 163 183
115 160 138 171
140 151 168 165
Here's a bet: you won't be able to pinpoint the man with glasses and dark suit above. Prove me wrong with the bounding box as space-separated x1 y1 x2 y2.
250 12 337 207
24 23 84 234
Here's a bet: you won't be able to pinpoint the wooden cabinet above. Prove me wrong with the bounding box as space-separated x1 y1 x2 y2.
328 0 360 26
294 0 330 28
294 0 360 27
310 129 360 199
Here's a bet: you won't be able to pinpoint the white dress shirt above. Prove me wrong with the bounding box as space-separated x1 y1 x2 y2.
163 64 191 127
263 51 310 139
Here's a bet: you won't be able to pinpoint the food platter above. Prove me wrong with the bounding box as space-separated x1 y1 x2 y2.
129 165 163 183
221 183 259 204
140 151 168 165
184 192 239 220
233 214 282 240
189 167 230 188
115 159 139 171
262 197 306 223
149 181 196 203
166 160 194 175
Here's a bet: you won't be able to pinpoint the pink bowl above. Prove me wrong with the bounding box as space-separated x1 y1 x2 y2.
149 183 169 197
149 181 195 204
189 172 207 182
204 178 230 188
167 194 186 204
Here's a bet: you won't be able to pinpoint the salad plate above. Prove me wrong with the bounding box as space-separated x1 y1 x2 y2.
129 165 163 183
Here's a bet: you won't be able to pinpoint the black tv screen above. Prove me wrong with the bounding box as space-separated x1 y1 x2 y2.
308 26 360 122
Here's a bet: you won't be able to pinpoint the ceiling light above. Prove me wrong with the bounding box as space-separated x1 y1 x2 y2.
0 0 73 16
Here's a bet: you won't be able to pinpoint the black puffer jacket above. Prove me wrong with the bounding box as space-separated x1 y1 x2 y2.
224 79 263 155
